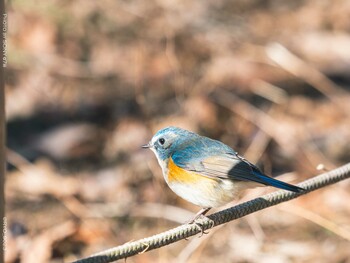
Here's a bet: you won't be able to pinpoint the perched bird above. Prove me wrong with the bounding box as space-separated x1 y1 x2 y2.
143 126 304 221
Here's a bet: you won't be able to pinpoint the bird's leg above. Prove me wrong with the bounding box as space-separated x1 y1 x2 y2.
189 207 211 223
186 208 213 237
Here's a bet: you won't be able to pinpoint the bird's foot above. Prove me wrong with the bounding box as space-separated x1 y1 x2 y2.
186 208 214 237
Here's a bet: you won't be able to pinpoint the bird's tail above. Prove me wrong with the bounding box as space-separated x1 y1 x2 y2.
252 170 304 193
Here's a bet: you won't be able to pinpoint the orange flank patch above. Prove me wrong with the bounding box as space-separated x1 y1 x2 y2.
167 157 216 184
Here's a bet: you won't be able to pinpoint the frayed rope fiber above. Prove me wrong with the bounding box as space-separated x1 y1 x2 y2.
74 162 350 263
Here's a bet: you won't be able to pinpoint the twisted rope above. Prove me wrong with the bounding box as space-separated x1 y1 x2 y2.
74 162 350 263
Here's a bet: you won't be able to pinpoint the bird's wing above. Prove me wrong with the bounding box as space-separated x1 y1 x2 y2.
172 152 304 192
177 153 263 181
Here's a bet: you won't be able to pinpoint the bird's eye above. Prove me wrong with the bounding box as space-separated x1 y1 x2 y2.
158 138 165 145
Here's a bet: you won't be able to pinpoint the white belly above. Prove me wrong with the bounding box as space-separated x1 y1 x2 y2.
168 179 247 208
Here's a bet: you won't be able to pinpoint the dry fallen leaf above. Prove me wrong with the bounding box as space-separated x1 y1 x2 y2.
20 220 77 263
7 159 79 198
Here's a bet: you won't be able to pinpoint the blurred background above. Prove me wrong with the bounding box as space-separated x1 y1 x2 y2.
5 0 350 262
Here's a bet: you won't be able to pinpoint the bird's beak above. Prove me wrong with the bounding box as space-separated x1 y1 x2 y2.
142 142 152 149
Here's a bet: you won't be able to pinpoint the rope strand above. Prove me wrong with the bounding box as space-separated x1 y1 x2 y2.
74 162 350 263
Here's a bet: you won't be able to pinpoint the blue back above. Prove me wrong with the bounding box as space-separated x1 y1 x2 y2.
172 135 235 167
152 126 235 163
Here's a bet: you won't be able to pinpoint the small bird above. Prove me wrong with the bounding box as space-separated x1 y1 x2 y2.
143 126 304 221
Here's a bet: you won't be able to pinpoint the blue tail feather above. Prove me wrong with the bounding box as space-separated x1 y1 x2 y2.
252 170 304 193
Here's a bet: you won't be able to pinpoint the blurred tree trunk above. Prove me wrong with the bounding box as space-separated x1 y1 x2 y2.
0 0 5 262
